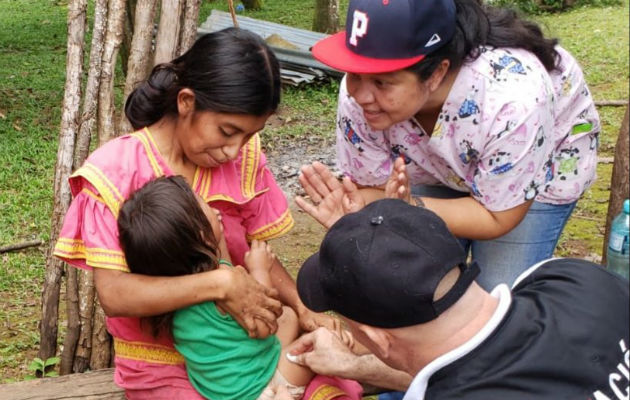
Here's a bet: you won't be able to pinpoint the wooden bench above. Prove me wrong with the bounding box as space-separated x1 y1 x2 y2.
0 368 125 400
0 368 383 399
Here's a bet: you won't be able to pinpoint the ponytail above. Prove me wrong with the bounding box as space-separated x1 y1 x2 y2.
408 0 559 80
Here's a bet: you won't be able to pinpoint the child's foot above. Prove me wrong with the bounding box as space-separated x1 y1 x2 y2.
245 240 276 274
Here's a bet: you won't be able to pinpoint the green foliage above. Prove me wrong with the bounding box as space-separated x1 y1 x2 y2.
26 356 60 379
241 0 264 11
491 0 622 14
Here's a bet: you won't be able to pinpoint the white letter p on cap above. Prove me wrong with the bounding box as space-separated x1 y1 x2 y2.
349 10 369 46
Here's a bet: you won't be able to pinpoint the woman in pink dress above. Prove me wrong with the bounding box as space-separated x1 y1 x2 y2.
54 28 337 399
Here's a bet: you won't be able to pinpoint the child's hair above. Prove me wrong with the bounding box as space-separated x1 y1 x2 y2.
124 27 281 130
117 175 220 335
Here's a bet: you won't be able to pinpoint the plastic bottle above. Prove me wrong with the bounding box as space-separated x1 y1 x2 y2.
607 199 629 280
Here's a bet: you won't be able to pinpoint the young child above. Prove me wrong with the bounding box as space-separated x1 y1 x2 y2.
117 175 331 400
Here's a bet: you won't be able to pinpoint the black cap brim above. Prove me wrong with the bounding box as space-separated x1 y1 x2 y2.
297 251 331 313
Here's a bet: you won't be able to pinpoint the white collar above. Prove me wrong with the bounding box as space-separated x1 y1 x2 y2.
402 284 512 400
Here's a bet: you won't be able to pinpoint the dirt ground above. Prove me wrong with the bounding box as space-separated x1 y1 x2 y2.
263 135 338 277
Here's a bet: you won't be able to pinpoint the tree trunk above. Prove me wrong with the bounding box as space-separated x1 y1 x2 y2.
98 0 127 144
120 0 159 134
90 298 111 369
312 0 339 34
179 0 202 56
74 0 108 169
154 0 184 65
39 0 88 363
602 104 630 264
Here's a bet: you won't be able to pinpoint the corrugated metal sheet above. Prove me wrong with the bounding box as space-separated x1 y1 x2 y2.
198 10 343 86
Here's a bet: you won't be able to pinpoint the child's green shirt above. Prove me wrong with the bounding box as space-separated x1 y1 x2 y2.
173 301 281 399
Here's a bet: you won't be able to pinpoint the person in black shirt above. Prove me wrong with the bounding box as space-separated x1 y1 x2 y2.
290 199 629 399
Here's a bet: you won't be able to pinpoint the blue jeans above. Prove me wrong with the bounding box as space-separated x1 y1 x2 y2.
378 392 405 400
412 185 577 290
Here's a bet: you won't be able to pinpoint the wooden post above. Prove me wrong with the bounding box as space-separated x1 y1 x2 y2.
154 0 184 65
179 0 202 56
74 0 108 177
120 0 159 134
39 0 88 363
60 267 80 375
72 269 96 372
90 299 111 369
120 0 137 76
313 0 339 34
98 0 127 144
602 104 630 264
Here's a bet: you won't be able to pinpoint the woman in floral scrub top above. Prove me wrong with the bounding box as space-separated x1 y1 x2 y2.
298 0 600 290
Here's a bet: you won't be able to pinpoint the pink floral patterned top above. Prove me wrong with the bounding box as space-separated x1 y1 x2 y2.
336 46 599 212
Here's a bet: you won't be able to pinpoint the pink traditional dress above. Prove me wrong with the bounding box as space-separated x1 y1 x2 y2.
53 127 294 399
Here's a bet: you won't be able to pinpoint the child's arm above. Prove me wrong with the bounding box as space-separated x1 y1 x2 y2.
244 240 275 288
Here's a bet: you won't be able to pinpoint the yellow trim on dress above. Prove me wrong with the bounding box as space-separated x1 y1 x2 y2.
86 248 127 270
131 128 165 178
114 338 185 365
201 169 212 200
80 188 106 204
191 167 202 193
241 134 260 198
54 238 87 259
54 238 129 271
308 384 347 400
247 209 294 241
74 162 124 218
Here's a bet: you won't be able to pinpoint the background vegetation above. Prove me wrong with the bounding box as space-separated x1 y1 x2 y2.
1 0 628 382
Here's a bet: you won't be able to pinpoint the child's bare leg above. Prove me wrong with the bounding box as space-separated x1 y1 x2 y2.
276 306 314 387
276 306 299 346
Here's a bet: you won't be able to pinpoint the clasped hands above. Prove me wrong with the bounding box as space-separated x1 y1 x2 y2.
295 157 413 228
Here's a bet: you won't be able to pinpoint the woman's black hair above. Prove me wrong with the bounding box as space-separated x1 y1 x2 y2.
117 175 220 336
407 0 559 80
125 27 281 130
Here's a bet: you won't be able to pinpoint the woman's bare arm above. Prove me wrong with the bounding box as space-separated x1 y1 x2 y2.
94 266 282 338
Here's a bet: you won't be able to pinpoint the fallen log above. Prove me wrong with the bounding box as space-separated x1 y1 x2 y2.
595 100 627 107
0 368 124 400
0 240 43 254
0 368 384 399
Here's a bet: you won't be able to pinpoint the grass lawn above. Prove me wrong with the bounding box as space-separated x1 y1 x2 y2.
1 0 628 383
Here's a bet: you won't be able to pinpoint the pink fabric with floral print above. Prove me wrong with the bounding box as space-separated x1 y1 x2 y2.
336 46 599 212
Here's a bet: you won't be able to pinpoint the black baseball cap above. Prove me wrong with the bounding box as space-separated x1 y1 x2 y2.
312 0 457 74
297 199 479 328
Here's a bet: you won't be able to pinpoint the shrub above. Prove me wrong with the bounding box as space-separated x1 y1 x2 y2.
489 0 622 14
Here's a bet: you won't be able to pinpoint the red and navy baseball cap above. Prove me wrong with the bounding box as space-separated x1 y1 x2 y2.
297 199 479 328
312 0 456 74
